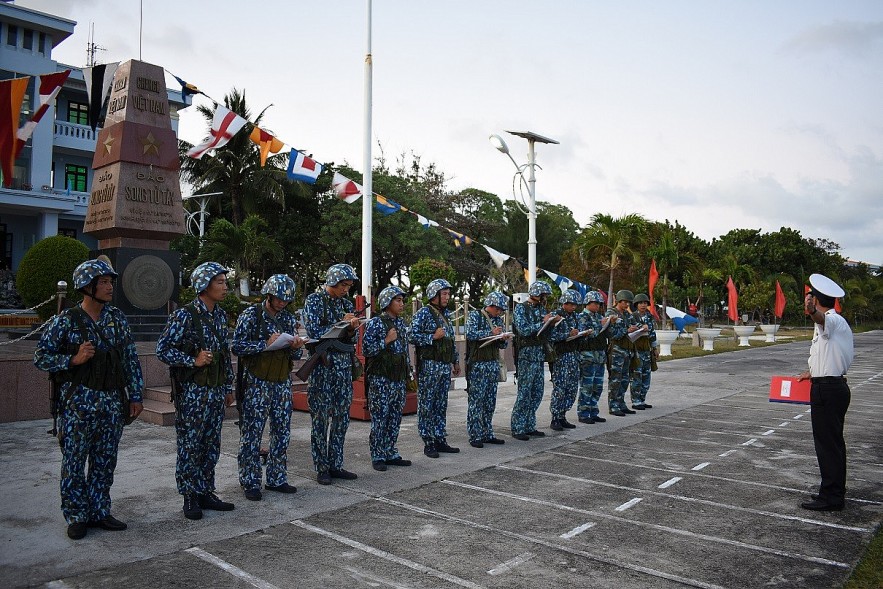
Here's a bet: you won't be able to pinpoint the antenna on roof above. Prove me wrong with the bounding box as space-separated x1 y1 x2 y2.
86 23 106 67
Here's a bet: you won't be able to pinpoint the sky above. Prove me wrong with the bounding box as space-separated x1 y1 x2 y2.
20 0 883 266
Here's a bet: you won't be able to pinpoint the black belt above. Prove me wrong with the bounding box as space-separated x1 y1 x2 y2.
810 376 846 383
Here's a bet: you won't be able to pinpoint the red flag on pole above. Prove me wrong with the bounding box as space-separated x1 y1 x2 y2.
726 276 739 323
648 259 660 319
834 298 842 313
774 280 786 318
804 284 811 315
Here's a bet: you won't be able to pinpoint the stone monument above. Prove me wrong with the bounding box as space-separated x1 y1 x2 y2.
83 60 185 320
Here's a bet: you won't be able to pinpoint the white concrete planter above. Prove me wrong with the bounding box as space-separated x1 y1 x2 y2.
759 324 780 342
656 330 679 356
733 325 755 347
696 327 723 351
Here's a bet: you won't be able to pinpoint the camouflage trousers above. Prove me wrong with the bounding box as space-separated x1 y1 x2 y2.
466 361 501 443
417 359 453 444
308 354 353 474
58 387 124 524
630 350 653 406
550 351 580 419
577 351 606 419
367 376 406 462
607 346 634 412
511 358 545 435
238 374 292 490
175 382 226 496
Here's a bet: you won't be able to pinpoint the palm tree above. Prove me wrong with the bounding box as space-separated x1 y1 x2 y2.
179 88 287 227
198 214 282 295
575 213 647 308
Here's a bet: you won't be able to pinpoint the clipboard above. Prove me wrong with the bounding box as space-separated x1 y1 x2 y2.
769 376 811 404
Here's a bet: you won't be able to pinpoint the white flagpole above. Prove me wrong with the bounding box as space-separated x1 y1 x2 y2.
361 0 374 311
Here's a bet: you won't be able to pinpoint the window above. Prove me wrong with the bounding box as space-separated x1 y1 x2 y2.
39 32 49 55
65 164 87 192
23 29 33 51
7 25 18 47
0 222 11 271
67 102 89 125
58 227 77 239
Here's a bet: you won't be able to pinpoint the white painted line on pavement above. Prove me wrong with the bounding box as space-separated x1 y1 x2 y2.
487 552 535 575
691 462 711 471
718 450 737 457
185 547 282 589
46 582 74 589
779 422 790 427
497 465 870 533
742 438 758 446
379 496 731 589
290 520 486 589
615 498 643 511
793 414 804 420
762 430 776 436
560 522 596 539
441 480 851 569
343 566 416 589
658 477 682 488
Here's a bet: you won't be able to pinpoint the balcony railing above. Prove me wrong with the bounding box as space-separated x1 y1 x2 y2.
53 120 96 151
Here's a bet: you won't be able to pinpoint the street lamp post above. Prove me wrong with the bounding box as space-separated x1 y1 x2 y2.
489 130 558 285
182 191 223 239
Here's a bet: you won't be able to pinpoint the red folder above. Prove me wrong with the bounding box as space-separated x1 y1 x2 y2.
769 376 812 404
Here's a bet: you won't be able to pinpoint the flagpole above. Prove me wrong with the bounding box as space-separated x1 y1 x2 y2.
361 0 373 311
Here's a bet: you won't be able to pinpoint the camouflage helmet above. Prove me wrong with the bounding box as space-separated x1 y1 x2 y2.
483 291 509 310
72 258 118 290
633 293 650 304
261 274 296 303
615 289 634 303
191 262 229 294
583 290 605 305
528 281 553 297
426 278 452 301
377 285 406 311
325 263 359 286
559 289 583 305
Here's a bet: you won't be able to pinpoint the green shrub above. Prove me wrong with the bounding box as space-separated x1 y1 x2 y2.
16 236 89 319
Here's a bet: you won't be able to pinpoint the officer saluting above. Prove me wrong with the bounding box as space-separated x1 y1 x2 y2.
797 274 854 511
34 258 144 540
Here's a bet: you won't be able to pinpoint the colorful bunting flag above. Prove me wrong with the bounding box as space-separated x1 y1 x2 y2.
249 127 285 167
414 212 438 229
331 171 363 203
171 73 202 99
446 228 473 248
374 194 401 215
0 77 29 187
543 269 572 291
482 244 510 268
82 62 119 131
287 150 322 184
726 276 739 323
570 280 589 298
16 70 71 156
186 105 248 159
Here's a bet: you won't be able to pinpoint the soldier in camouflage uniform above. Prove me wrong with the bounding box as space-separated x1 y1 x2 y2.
576 291 608 424
363 286 412 471
465 291 511 448
411 278 461 458
549 289 583 430
35 258 144 540
606 289 639 417
157 262 236 520
629 293 658 410
511 281 560 441
232 274 304 501
302 264 361 485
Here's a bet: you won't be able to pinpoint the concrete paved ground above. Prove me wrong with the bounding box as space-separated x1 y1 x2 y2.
1 332 881 588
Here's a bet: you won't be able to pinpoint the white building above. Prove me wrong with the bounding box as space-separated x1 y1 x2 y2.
0 1 189 271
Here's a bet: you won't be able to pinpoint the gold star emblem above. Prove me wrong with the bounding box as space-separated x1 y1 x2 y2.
102 134 115 155
141 132 161 157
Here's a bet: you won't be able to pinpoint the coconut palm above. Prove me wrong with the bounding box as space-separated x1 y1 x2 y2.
197 214 283 295
575 213 647 308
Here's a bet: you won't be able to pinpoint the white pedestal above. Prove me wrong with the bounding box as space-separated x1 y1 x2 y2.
656 330 679 356
760 324 780 342
696 327 722 351
733 325 755 347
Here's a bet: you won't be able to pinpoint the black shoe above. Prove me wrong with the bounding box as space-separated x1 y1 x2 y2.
560 419 577 429
593 416 606 423
527 430 545 437
623 408 636 414
550 419 564 431
329 468 358 480
512 433 530 441
424 444 440 458
372 460 388 471
317 472 332 485
578 416 595 424
632 405 646 410
88 515 127 531
183 495 203 520
800 499 844 511
470 440 484 448
265 482 297 494
385 457 412 466
198 492 235 511
437 440 460 453
244 488 262 501
484 437 505 445
610 410 626 417
642 404 653 409
67 522 88 540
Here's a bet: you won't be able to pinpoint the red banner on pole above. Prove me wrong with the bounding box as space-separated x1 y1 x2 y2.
648 259 660 319
726 276 739 323
774 280 786 318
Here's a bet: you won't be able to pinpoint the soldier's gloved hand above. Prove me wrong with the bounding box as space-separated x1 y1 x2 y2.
432 326 446 340
70 341 95 366
267 333 280 348
194 349 213 367
385 328 398 344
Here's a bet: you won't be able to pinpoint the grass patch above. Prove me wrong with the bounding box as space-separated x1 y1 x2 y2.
658 327 814 361
844 523 883 589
